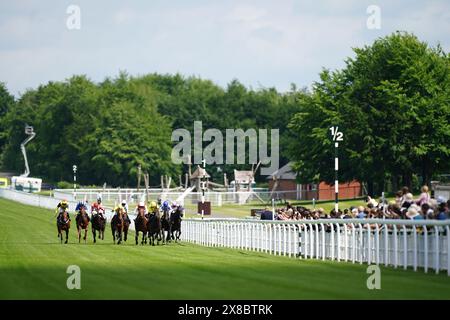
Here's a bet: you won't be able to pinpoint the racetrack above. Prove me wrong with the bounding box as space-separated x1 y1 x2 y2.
1 198 450 299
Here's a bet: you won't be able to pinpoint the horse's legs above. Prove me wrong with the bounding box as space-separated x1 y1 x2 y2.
166 228 171 242
64 229 69 244
157 231 162 245
84 228 87 243
77 227 81 243
117 229 122 245
135 231 139 245
124 229 128 242
144 230 148 244
93 228 96 243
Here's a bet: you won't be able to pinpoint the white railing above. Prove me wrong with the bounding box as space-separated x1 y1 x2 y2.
53 188 301 206
181 218 450 275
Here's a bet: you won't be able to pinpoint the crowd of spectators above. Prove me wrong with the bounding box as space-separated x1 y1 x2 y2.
260 186 449 221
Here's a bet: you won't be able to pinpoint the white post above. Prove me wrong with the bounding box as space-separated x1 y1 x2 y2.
384 224 389 266
351 223 356 263
434 226 439 274
330 224 335 261
367 224 371 264
393 224 398 268
72 165 77 200
403 225 407 270
344 224 348 262
446 226 450 276
413 225 417 271
375 224 380 265
336 223 341 261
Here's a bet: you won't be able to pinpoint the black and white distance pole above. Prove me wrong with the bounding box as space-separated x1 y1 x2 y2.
73 164 77 200
201 159 206 220
329 126 343 213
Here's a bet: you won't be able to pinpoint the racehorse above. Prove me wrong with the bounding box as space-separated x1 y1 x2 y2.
147 210 162 246
57 210 71 244
75 207 90 243
134 206 148 245
91 209 106 243
111 207 130 244
170 207 183 242
161 206 172 244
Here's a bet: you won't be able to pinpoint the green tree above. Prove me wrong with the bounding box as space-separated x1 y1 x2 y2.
288 32 450 195
0 83 15 155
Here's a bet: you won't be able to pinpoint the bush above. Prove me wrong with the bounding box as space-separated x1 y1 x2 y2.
56 181 73 189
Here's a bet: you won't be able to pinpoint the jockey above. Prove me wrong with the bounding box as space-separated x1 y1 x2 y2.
172 201 184 217
160 200 171 213
121 200 129 214
55 199 70 222
75 202 88 215
114 203 131 224
75 201 90 223
134 201 148 219
91 197 105 219
149 201 158 214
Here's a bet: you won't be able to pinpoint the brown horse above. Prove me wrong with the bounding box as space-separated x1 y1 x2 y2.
134 206 148 245
170 206 183 242
91 209 106 243
161 207 172 244
57 210 71 244
147 210 162 246
75 207 90 243
111 207 130 244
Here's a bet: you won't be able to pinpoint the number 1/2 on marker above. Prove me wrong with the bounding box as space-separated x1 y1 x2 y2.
329 127 343 212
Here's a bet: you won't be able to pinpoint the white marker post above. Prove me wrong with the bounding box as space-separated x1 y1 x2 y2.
201 159 206 220
329 126 343 213
73 165 77 200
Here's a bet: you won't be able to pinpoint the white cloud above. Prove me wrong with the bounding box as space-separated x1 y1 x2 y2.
0 0 448 96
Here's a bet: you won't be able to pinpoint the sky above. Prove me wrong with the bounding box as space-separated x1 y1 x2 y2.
0 0 449 97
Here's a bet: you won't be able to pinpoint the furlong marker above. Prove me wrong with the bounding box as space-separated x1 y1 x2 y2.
329 126 343 212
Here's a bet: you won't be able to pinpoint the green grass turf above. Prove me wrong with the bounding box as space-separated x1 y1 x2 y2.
1 198 449 300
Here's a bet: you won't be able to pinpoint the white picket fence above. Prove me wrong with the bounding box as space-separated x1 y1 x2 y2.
181 218 450 275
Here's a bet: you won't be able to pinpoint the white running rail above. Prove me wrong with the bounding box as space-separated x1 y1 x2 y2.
181 218 450 275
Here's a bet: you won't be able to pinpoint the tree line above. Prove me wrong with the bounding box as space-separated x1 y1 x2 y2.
0 32 448 195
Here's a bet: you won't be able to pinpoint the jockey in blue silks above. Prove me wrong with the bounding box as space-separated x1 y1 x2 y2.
160 200 171 213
